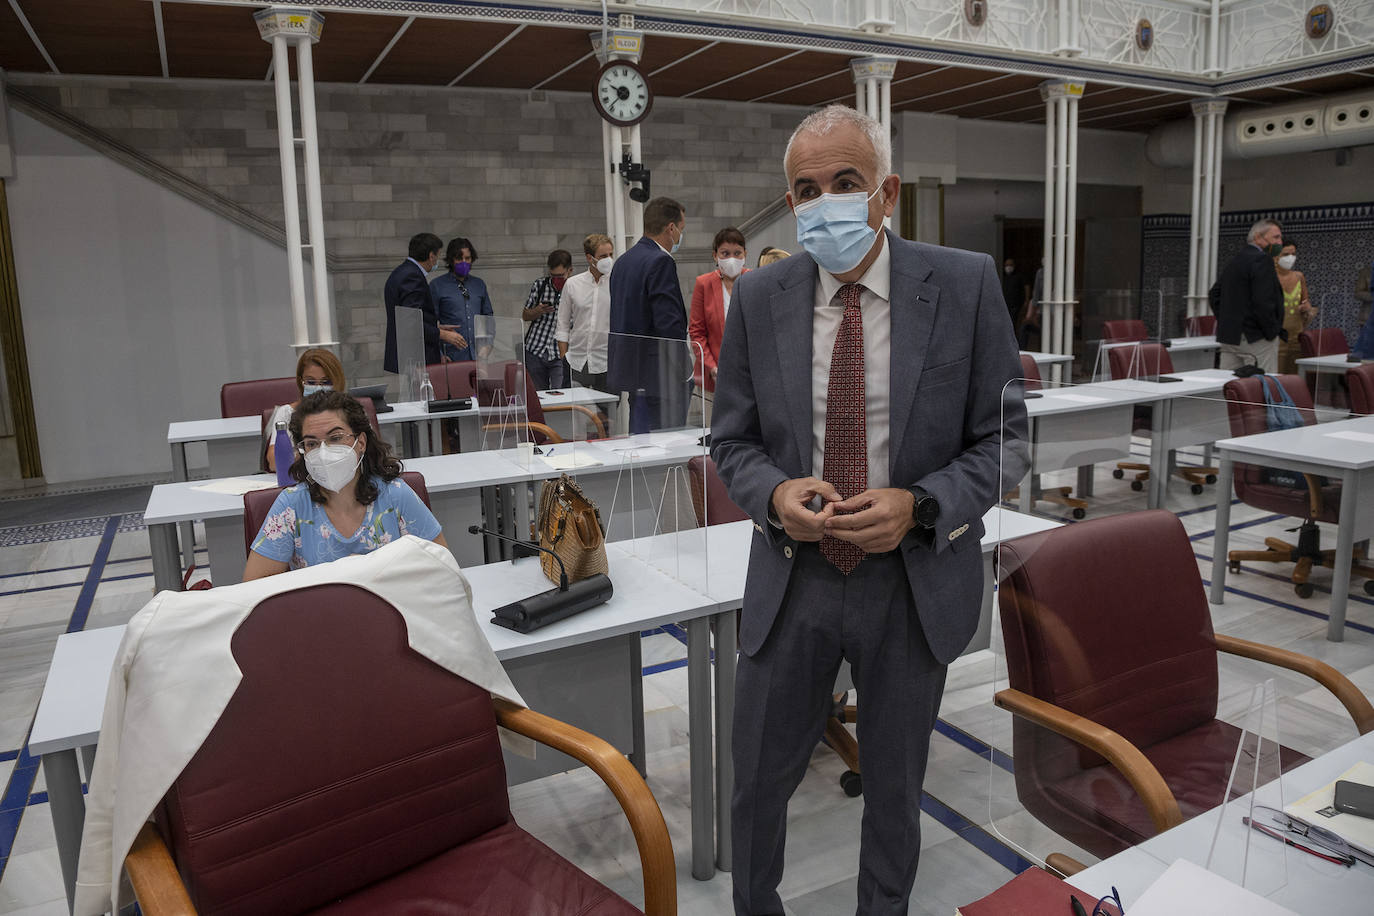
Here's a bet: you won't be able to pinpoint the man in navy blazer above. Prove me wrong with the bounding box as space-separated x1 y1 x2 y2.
711 106 1028 914
608 197 690 429
1210 218 1284 372
383 232 460 374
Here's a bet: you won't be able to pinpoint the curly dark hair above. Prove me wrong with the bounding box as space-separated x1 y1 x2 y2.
288 391 402 505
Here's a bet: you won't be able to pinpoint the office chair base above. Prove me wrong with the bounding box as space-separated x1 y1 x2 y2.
1113 461 1218 495
823 711 861 797
1007 484 1088 520
1227 525 1374 598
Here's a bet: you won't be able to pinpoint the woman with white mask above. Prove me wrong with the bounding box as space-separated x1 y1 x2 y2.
244 391 447 579
690 226 748 420
1274 239 1315 373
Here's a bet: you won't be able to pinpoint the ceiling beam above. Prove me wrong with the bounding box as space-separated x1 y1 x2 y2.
1077 96 1193 126
532 49 595 90
818 65 953 107
934 85 1042 115
748 67 849 103
448 23 525 87
890 73 1017 112
8 0 59 73
151 1 170 78
681 49 805 99
648 41 719 78
360 15 413 84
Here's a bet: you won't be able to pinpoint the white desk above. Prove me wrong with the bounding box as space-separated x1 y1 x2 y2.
1297 353 1368 406
1021 350 1073 380
1097 336 1219 378
1073 731 1374 910
1210 414 1374 641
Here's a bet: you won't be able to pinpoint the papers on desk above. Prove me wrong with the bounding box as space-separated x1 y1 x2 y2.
1129 859 1297 915
191 477 280 495
1044 392 1109 403
604 444 668 458
1285 761 1374 863
537 451 604 471
1324 431 1374 444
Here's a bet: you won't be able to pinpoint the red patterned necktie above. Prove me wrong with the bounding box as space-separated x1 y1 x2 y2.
820 283 866 574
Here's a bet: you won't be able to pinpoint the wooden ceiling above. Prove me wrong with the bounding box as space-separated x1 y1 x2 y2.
4 1 1374 133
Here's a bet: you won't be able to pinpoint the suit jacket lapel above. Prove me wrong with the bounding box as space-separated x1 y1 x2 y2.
771 258 817 476
887 234 939 481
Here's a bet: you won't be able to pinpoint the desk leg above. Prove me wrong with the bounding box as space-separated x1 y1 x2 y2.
687 615 714 880
150 522 183 593
712 610 736 872
1327 469 1357 642
629 633 646 777
1148 399 1170 511
169 442 196 573
1076 465 1094 499
1210 457 1233 605
43 750 85 913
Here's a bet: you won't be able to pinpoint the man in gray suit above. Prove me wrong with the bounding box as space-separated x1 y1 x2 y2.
711 105 1027 915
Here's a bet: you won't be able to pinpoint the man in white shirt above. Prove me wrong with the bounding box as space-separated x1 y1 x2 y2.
557 232 615 394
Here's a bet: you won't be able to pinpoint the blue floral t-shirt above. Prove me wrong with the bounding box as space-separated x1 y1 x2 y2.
250 477 442 569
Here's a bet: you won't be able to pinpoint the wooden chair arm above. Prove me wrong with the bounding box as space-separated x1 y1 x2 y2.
1215 633 1374 734
481 421 566 444
994 688 1183 833
125 822 197 915
1304 473 1325 517
543 403 607 439
494 698 676 915
1045 852 1088 877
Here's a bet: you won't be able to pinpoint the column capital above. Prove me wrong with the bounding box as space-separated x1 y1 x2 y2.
1039 80 1085 101
1190 98 1230 117
254 7 324 43
591 29 644 65
850 57 897 83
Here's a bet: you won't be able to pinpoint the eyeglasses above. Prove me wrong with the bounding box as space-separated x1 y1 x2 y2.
1243 806 1357 867
296 430 357 454
1070 886 1123 916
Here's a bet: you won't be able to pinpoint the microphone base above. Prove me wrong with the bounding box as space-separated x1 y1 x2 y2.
491 574 614 634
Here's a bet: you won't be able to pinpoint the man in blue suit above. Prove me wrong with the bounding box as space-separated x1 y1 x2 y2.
608 197 690 430
711 106 1028 915
383 232 461 374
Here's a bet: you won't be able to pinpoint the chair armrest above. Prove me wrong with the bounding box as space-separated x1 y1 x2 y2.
1304 473 1325 517
1215 633 1374 735
494 697 676 915
543 403 607 439
994 688 1183 833
1045 853 1088 877
125 822 197 915
481 421 566 444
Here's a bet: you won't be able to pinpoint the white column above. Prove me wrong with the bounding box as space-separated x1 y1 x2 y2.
628 124 645 242
1063 90 1079 360
601 118 621 256
1187 99 1228 316
269 34 308 349
851 58 897 228
1186 109 1204 317
1039 80 1085 381
295 37 334 345
1206 102 1227 290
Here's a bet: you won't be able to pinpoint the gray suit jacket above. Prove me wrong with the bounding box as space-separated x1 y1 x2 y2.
710 231 1028 663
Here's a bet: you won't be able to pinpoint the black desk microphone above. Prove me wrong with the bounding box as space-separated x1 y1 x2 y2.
468 525 613 633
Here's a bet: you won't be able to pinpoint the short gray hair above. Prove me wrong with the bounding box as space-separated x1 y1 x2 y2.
1247 218 1280 243
783 104 892 187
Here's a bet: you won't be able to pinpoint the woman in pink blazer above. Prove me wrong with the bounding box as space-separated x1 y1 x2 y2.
690 226 748 395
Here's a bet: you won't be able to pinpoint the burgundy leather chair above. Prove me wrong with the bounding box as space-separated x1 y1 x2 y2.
1005 357 1087 519
1221 375 1374 597
426 361 479 401
479 361 605 447
1185 315 1216 337
995 510 1373 859
1018 353 1043 391
123 584 675 915
1101 319 1148 343
1348 363 1374 415
220 377 301 419
686 456 748 528
258 398 380 473
1298 327 1351 408
1105 343 1216 494
244 470 432 551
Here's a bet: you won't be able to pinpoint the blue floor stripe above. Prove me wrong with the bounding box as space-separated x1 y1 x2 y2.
921 791 1035 874
0 751 16 763
933 720 1015 774
1195 552 1374 607
1189 513 1287 542
642 657 690 676
67 516 121 635
1199 576 1374 636
0 731 41 878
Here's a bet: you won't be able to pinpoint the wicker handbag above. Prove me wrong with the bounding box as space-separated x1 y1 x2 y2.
536 474 608 585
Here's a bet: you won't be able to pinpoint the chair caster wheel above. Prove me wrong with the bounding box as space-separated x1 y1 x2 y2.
1130 480 1144 492
1112 469 1124 479
1295 582 1315 599
1191 484 1204 495
840 770 862 798
1364 580 1374 596
1229 560 1241 573
1072 508 1086 520
1206 475 1217 485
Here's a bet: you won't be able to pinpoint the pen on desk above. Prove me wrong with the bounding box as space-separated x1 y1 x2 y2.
544 447 556 457
1070 896 1088 916
1243 816 1356 866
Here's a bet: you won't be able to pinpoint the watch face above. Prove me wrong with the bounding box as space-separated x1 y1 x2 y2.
596 62 652 126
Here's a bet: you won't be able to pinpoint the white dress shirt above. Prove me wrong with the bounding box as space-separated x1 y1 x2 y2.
811 235 893 490
555 268 611 374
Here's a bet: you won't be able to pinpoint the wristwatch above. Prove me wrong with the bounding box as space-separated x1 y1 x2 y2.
911 489 940 529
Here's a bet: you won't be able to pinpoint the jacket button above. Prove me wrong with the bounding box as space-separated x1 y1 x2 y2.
784 546 793 559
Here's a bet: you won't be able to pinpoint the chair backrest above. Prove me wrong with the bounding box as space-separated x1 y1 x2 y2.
1101 319 1148 343
1221 375 1317 499
997 510 1219 772
244 470 432 551
1018 354 1043 391
424 361 477 401
1348 363 1374 415
220 377 300 419
426 363 450 400
1106 342 1174 380
1185 315 1216 337
158 584 511 915
1298 327 1349 359
257 399 381 472
687 456 749 527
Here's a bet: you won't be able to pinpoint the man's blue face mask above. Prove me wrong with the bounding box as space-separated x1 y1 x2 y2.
793 186 882 275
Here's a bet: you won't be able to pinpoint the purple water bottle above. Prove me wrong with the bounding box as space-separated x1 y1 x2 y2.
273 420 293 486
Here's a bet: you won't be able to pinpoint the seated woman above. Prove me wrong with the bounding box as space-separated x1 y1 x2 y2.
264 348 346 473
245 391 448 579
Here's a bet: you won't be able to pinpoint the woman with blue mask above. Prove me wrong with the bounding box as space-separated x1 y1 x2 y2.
263 347 346 474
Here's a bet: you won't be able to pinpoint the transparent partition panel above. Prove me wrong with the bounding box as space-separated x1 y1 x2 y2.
395 306 427 402
474 315 532 452
1297 293 1361 411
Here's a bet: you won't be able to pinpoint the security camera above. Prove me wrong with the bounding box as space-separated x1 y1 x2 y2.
619 152 651 203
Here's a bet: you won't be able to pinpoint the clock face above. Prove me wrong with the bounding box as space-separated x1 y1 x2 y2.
594 61 653 127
